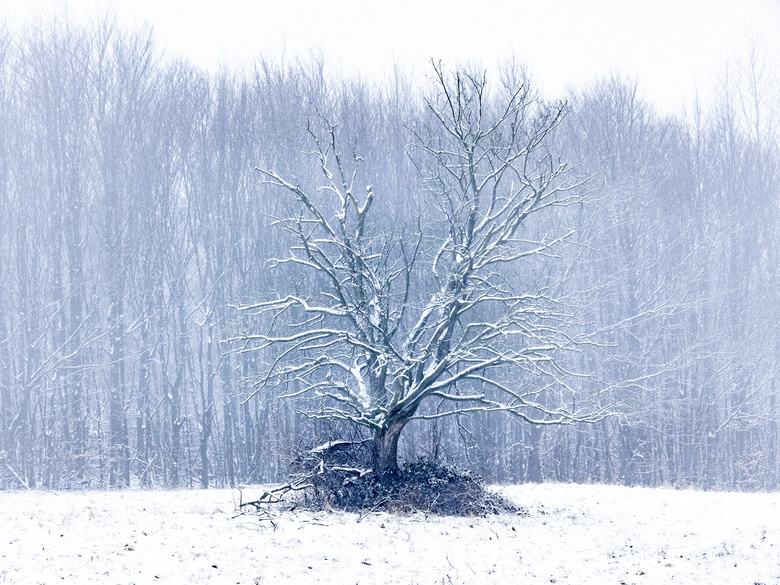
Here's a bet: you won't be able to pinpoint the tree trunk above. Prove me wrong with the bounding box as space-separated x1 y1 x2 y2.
373 420 406 480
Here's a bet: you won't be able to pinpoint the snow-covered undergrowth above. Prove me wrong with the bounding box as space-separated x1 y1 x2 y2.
1 483 778 584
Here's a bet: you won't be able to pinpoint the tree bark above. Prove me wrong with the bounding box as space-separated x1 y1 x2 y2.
373 420 406 480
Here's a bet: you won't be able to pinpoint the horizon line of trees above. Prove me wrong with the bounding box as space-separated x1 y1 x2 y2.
0 16 779 491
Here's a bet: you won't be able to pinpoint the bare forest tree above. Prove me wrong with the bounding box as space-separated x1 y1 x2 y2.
1 18 779 491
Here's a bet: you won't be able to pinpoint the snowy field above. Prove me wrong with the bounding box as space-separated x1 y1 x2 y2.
1 483 778 584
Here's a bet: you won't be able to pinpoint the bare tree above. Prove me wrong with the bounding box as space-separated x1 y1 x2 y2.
233 63 604 479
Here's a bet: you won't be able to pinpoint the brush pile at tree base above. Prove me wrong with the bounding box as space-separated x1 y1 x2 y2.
297 459 520 517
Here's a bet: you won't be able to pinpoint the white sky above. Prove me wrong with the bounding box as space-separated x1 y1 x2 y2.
2 0 780 114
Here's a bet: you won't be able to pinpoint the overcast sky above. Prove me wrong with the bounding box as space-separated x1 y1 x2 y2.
3 0 780 114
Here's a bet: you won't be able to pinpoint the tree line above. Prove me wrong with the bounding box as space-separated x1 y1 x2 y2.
0 17 778 490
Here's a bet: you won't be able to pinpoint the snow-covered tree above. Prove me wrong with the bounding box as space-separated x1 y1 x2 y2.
233 64 605 478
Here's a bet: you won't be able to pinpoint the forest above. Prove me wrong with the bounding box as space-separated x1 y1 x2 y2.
1 16 778 491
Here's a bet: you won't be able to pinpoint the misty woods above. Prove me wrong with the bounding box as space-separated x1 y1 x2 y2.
0 19 778 490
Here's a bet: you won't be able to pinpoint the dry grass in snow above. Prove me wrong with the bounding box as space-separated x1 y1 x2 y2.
1 483 778 584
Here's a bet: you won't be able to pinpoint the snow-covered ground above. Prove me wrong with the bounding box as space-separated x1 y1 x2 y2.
1 483 778 584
